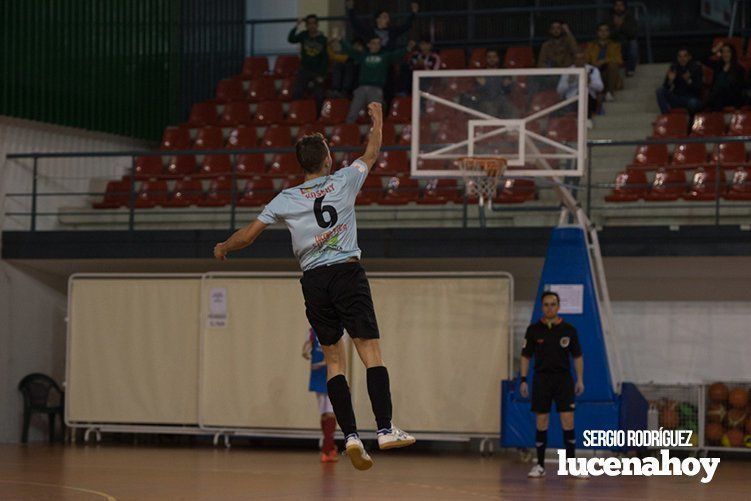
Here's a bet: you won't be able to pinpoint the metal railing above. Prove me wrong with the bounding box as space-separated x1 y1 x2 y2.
4 135 750 233
247 3 653 63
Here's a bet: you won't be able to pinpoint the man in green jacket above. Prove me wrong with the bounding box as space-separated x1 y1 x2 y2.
288 14 328 111
341 37 414 123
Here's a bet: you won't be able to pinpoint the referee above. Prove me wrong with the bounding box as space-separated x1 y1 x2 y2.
519 291 585 478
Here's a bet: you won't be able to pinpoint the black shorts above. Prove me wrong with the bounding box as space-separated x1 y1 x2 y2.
300 261 380 346
531 372 575 414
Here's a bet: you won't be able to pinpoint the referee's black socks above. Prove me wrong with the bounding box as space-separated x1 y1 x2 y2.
535 429 547 468
563 428 576 459
326 375 358 438
366 366 393 433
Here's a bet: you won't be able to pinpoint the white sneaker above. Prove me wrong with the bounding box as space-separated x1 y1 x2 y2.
528 464 546 478
605 92 615 102
377 426 416 450
344 435 373 471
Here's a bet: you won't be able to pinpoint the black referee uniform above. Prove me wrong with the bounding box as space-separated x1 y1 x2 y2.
521 318 582 413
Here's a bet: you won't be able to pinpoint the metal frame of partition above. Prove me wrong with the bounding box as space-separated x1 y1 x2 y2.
65 271 513 448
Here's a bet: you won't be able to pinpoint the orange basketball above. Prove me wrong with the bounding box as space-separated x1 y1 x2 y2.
705 422 724 444
723 429 745 447
709 382 729 403
728 388 749 409
707 402 727 423
726 408 747 429
659 407 679 429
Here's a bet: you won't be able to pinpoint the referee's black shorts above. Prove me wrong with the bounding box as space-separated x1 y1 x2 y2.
531 372 575 413
300 261 380 346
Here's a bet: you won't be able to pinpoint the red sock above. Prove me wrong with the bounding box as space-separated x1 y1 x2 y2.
321 415 337 453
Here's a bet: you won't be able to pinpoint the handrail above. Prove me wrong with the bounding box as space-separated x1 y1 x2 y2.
247 3 653 63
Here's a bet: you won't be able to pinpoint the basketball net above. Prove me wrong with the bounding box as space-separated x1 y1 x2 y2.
457 157 508 208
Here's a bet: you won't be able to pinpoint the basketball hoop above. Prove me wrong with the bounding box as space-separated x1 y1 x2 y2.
457 157 508 207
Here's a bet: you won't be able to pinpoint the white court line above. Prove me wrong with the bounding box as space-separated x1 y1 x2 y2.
0 479 117 500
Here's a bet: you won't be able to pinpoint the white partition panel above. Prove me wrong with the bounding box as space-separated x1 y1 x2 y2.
66 275 202 425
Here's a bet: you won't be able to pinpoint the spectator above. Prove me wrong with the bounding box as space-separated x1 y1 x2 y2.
464 49 518 117
655 48 703 115
537 20 578 68
346 0 419 51
342 37 415 123
704 42 746 111
585 23 623 102
608 0 638 77
329 37 362 97
399 37 441 94
288 15 328 111
557 50 604 128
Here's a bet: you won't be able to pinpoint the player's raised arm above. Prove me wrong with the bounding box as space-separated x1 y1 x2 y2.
358 102 383 170
213 219 268 260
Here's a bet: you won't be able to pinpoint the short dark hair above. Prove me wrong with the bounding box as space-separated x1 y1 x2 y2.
486 48 499 56
541 291 560 304
550 19 564 26
295 134 328 173
597 22 610 30
305 14 318 22
375 9 389 18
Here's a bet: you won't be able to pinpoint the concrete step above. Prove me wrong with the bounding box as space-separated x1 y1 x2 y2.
603 99 660 115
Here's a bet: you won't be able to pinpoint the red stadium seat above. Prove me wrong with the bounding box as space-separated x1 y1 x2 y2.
215 78 245 103
356 175 384 205
651 113 688 138
379 121 397 145
329 124 361 147
268 153 299 176
278 78 295 101
727 110 751 135
240 56 269 80
605 170 648 202
160 126 191 150
285 99 317 125
226 126 258 148
724 166 751 200
546 117 578 142
380 176 420 205
247 78 277 102
271 55 300 78
199 154 232 177
194 126 224 150
684 166 726 200
690 112 725 136
374 150 409 175
252 101 284 125
296 123 326 140
468 48 487 69
261 125 292 148
135 180 168 208
439 48 466 69
643 168 686 201
630 144 669 167
134 156 163 179
671 143 707 166
187 102 218 127
424 100 458 122
93 180 131 209
419 179 461 204
494 178 536 203
711 142 747 166
319 98 350 125
162 178 204 207
434 120 465 143
237 178 276 206
235 153 266 177
218 102 252 126
165 155 197 178
388 96 412 124
529 90 560 114
504 46 535 68
197 177 233 207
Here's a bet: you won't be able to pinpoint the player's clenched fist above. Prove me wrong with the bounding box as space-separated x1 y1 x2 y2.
367 102 382 124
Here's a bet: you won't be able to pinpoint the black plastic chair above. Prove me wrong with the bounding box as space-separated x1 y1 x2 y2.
18 373 65 443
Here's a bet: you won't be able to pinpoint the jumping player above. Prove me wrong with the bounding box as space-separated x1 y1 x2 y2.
519 291 586 478
213 102 415 471
302 327 338 463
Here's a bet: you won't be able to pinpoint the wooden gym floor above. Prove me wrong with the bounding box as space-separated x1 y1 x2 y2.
0 444 748 500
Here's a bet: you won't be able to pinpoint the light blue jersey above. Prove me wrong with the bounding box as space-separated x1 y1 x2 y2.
257 159 368 271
